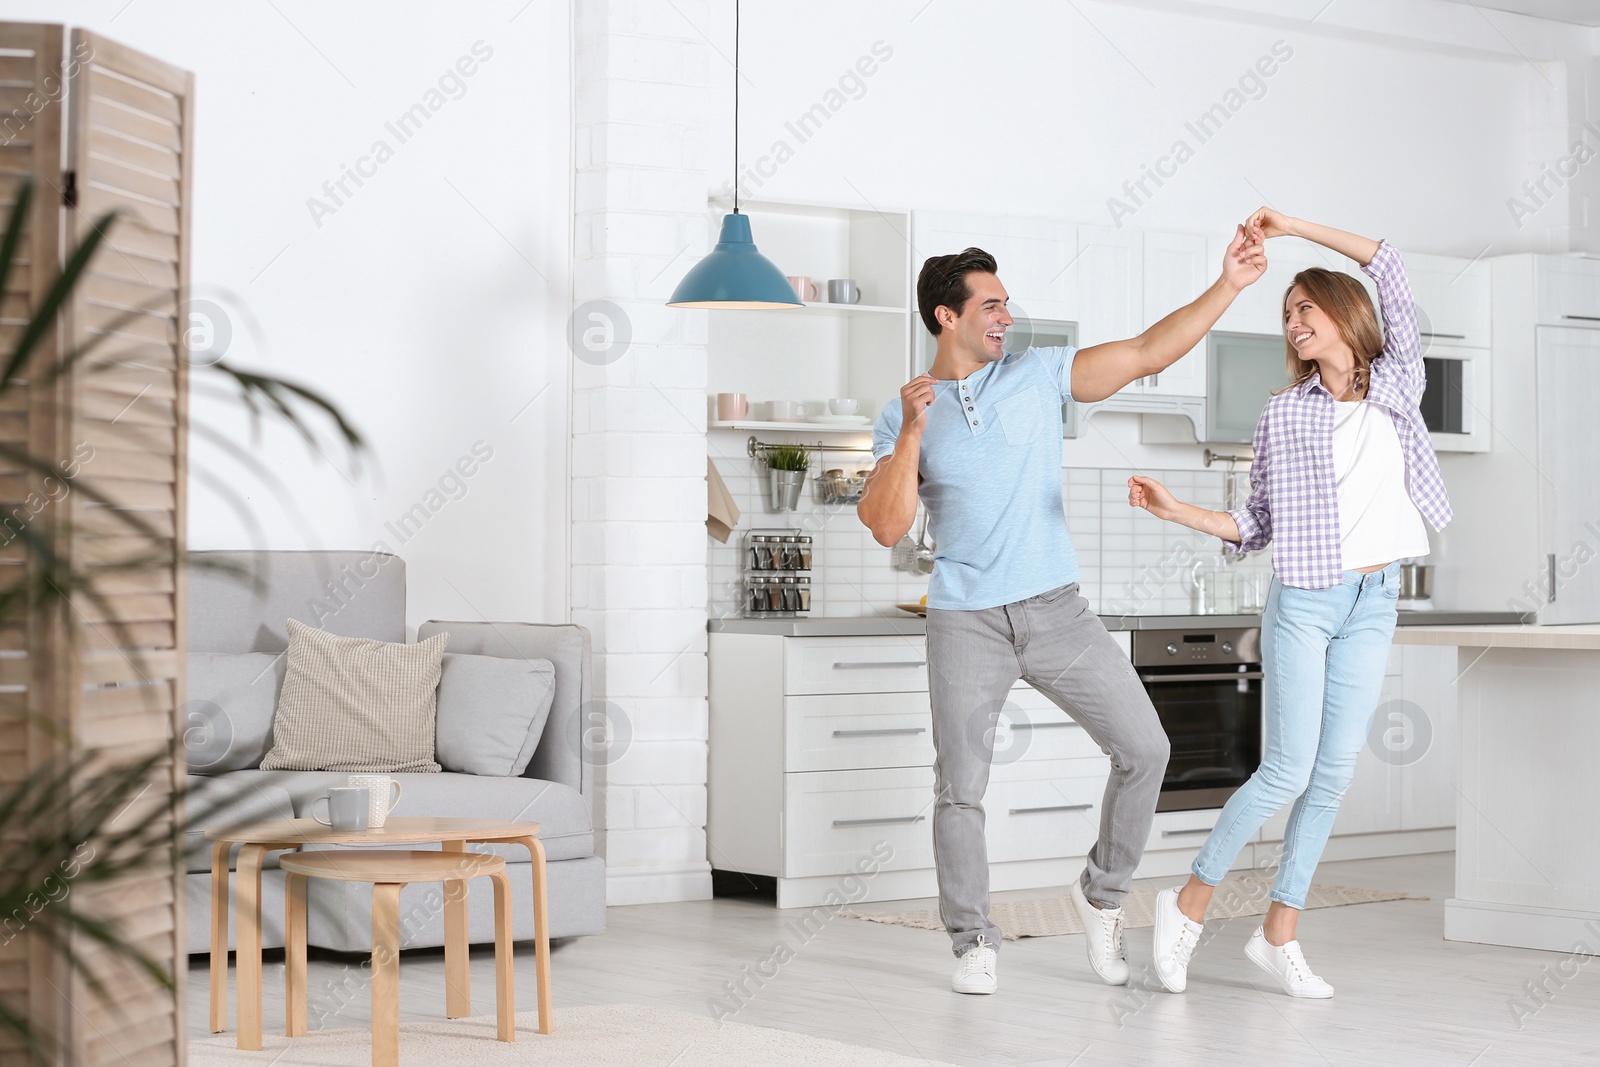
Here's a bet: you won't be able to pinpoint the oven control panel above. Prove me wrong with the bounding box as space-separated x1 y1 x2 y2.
1132 627 1261 667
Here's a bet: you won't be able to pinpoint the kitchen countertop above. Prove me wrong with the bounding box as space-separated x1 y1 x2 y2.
709 609 1527 637
1392 623 1600 650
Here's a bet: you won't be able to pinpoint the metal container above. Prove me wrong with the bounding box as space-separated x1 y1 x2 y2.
768 469 806 511
1398 563 1434 600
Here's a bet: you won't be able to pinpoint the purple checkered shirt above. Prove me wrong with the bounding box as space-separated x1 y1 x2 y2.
1225 240 1453 589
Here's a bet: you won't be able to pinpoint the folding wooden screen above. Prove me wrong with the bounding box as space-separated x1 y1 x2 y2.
0 23 191 1067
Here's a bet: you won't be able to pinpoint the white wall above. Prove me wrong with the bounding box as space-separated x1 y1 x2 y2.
15 0 574 631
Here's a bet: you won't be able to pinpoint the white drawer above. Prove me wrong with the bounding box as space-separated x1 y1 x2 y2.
1002 685 1111 763
784 766 935 877
785 637 930 695
988 761 1107 863
786 693 935 772
1143 808 1224 854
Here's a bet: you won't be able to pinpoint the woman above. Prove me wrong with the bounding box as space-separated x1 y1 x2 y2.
1128 207 1452 998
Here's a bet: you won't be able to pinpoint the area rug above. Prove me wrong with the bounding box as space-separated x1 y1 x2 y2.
187 1002 956 1066
844 874 1425 941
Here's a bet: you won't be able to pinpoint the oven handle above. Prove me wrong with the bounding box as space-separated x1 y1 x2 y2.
1139 671 1263 683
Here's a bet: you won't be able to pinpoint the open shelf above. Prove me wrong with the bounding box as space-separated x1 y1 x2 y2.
710 420 875 434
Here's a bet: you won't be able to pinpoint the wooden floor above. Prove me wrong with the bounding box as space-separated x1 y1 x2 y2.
189 851 1600 1066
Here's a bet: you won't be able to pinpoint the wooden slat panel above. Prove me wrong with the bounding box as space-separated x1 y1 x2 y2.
82 298 173 346
0 56 37 85
87 250 177 290
75 419 176 455
0 411 24 442
0 658 26 687
78 507 174 538
79 333 176 368
81 620 173 651
83 365 178 404
81 188 180 238
75 444 174 480
86 1018 174 1065
86 66 183 126
80 387 177 428
0 144 35 177
79 535 173 566
74 593 175 627
93 218 177 263
88 100 181 155
0 87 38 113
83 157 179 206
81 275 177 317
81 648 178 684
81 681 171 718
76 477 175 509
88 567 175 597
79 875 174 920
80 708 171 746
0 624 24 652
85 127 178 180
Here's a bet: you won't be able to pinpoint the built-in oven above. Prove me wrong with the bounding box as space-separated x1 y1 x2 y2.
1133 626 1262 813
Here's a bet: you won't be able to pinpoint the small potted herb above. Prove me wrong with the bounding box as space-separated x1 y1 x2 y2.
765 443 810 511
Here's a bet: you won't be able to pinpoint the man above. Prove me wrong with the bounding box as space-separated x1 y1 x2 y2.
857 227 1266 994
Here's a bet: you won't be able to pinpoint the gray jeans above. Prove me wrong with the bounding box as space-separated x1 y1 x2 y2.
925 583 1169 955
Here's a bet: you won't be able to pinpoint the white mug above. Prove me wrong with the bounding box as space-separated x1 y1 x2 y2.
347 774 402 828
829 398 859 416
768 400 809 421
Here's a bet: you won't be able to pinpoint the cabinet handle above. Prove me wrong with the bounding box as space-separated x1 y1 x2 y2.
1008 803 1092 815
1562 314 1600 322
1417 331 1466 339
1010 721 1080 730
832 727 926 738
1139 671 1264 683
831 660 926 669
1161 827 1216 837
832 815 926 828
1549 553 1557 602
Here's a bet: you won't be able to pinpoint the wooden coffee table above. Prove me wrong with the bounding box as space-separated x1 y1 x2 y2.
206 817 551 1050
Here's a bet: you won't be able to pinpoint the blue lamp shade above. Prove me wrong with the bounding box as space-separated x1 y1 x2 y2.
667 212 802 309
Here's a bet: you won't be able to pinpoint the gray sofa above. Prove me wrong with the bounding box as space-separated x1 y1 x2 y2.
183 549 606 955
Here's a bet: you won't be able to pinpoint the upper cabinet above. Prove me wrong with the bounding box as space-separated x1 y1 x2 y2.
1407 253 1491 350
1140 230 1209 398
1070 224 1142 347
1533 255 1600 326
705 199 913 429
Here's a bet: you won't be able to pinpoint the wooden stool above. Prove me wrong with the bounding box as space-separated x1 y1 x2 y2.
279 849 515 1065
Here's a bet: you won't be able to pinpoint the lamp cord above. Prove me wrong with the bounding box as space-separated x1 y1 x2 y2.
733 0 740 214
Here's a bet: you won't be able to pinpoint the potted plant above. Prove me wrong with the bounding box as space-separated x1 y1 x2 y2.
765 443 810 511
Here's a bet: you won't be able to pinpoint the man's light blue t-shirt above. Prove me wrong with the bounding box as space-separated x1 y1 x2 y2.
872 346 1081 611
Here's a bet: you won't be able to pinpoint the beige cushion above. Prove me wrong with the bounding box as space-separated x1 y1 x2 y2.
260 619 448 773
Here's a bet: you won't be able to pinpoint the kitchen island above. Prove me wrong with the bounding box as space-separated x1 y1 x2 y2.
1392 623 1600 951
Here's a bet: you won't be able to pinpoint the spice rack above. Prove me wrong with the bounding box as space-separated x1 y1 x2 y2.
742 528 813 617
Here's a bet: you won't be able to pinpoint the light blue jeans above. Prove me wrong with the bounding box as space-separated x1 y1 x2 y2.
1192 561 1400 909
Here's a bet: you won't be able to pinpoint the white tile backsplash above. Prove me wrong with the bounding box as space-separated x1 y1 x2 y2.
707 447 1271 619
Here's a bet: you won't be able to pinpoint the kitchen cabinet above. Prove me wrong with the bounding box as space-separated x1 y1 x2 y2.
1140 230 1210 398
706 198 913 428
1445 261 1600 623
1408 252 1491 350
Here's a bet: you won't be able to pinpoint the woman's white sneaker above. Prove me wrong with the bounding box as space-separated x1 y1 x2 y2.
1244 927 1334 998
1069 880 1129 985
1152 887 1204 993
951 936 998 995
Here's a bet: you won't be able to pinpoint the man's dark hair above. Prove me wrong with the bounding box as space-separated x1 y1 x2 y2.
917 247 998 336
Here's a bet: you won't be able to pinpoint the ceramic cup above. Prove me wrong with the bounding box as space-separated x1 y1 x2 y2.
716 392 750 421
827 278 861 304
311 787 370 832
347 774 402 829
828 398 859 416
768 400 809 421
786 275 819 302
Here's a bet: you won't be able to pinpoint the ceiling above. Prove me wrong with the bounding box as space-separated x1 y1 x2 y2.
1437 0 1600 26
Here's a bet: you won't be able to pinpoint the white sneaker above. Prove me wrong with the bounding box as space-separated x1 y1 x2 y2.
1069 880 1129 985
1152 887 1204 993
951 935 998 995
1244 927 1334 999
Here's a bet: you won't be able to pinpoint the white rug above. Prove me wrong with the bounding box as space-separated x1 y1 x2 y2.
845 874 1425 941
188 1003 953 1066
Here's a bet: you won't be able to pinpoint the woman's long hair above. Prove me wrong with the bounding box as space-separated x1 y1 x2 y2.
1279 268 1384 396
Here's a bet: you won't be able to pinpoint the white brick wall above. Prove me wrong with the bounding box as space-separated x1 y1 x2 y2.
572 0 713 906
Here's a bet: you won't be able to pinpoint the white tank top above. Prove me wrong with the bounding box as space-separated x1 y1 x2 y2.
1331 400 1431 570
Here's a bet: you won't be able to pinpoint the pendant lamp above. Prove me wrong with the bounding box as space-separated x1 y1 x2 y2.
667 0 800 309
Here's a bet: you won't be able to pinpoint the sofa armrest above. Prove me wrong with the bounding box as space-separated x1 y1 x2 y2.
417 621 592 804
